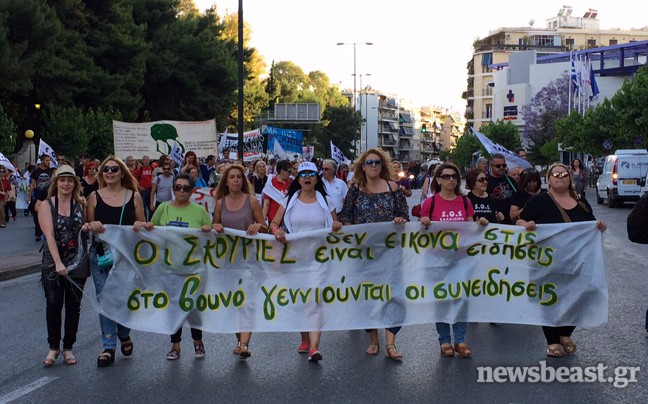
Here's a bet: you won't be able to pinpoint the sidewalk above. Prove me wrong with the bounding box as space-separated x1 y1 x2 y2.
0 211 42 282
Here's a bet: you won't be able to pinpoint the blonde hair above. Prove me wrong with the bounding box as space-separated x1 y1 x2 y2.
47 174 83 205
97 156 139 193
350 148 394 192
214 164 254 200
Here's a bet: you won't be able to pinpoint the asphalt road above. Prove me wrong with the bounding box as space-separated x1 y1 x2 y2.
1 189 647 403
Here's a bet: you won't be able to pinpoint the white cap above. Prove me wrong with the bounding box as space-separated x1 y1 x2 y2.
298 161 318 173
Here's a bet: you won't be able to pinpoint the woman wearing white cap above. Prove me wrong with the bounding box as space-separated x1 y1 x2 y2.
269 161 342 363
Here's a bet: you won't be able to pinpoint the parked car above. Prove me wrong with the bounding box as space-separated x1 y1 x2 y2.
596 149 648 207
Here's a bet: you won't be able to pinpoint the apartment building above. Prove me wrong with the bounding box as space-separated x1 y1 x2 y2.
465 6 648 131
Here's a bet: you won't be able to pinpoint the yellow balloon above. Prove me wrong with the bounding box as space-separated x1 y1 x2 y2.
25 129 34 139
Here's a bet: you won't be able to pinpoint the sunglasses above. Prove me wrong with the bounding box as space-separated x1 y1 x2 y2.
365 159 382 166
550 171 570 179
439 174 459 181
476 177 488 183
102 166 120 173
492 163 507 169
299 171 317 178
173 185 193 192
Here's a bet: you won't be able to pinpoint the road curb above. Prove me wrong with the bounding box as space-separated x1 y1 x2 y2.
0 263 41 282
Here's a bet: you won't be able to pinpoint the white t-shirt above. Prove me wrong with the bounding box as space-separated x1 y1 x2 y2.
323 177 348 213
286 196 335 233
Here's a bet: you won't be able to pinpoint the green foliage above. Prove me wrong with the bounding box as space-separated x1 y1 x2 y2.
448 131 481 171
539 139 560 163
479 120 522 151
0 105 17 155
611 65 648 148
86 107 122 160
315 106 356 159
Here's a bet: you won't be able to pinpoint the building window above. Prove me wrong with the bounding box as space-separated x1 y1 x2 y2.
485 104 492 119
609 39 618 46
587 39 597 48
565 38 574 50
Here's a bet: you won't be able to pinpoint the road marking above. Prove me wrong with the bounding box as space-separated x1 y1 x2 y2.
0 377 58 404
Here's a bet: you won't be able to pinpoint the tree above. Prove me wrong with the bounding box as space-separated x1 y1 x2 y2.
269 61 309 103
520 72 570 150
0 105 17 156
611 65 648 148
479 120 522 151
448 130 481 171
313 106 356 159
42 106 89 160
448 120 520 171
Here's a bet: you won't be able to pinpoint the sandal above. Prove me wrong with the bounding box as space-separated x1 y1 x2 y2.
166 348 180 360
120 337 134 357
43 349 60 367
233 341 242 355
440 344 454 357
62 350 77 366
239 343 252 359
547 346 566 358
366 342 380 355
454 343 472 358
194 343 205 359
97 349 115 367
560 339 577 354
385 344 403 360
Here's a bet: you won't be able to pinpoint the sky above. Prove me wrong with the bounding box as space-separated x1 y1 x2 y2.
196 0 647 114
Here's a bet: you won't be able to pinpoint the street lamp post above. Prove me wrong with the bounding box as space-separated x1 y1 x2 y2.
337 42 372 156
354 73 371 154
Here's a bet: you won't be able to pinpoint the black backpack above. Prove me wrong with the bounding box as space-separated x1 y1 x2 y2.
627 192 648 244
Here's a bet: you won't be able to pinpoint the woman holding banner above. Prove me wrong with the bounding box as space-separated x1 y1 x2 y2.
270 161 342 363
420 163 488 358
516 163 606 358
339 148 409 360
212 164 266 359
84 156 145 367
138 173 212 361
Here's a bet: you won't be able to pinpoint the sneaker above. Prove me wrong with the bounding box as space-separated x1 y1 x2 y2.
194 344 205 359
166 348 180 360
297 341 310 353
308 349 322 362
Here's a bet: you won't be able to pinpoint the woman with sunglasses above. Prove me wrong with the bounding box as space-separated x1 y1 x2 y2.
510 168 544 223
270 162 342 363
465 169 504 223
420 163 487 358
80 162 99 198
212 164 267 359
138 173 212 361
83 156 145 367
340 148 409 360
517 163 606 358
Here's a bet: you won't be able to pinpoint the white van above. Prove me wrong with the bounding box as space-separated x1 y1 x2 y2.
596 149 648 207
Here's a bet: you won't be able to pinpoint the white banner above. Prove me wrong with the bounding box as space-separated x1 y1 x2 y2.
0 152 14 172
37 139 59 168
113 120 217 160
471 128 531 170
96 221 607 334
330 141 351 166
218 129 263 162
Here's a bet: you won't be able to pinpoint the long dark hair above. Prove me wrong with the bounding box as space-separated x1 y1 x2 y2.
516 167 541 195
286 171 328 206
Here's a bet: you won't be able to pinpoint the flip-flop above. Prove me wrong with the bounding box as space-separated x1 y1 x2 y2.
43 350 60 367
62 350 77 365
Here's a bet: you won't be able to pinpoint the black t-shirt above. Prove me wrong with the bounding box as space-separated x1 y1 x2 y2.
510 189 546 209
520 192 596 224
487 174 517 224
31 167 54 194
467 192 499 223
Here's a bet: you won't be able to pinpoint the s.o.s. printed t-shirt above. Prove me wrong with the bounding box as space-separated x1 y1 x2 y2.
421 193 474 222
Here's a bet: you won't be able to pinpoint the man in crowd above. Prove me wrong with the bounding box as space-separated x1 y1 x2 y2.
515 147 527 160
200 155 217 186
29 155 54 241
487 153 517 224
134 155 154 220
75 153 91 177
262 159 291 223
321 159 348 214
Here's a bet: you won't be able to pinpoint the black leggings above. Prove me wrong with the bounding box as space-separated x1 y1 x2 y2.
4 201 16 221
542 325 575 345
170 327 203 344
43 274 86 350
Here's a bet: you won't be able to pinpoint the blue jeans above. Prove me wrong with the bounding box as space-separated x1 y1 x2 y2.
90 247 130 350
435 322 467 345
140 189 151 221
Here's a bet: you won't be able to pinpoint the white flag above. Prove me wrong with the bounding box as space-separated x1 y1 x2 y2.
170 141 184 167
471 129 532 170
0 152 15 172
330 141 351 166
273 138 289 160
38 139 59 168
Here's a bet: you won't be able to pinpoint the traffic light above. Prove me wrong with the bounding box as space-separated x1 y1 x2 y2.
421 124 427 133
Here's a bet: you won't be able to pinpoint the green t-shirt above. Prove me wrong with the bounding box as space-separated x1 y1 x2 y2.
151 201 211 229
